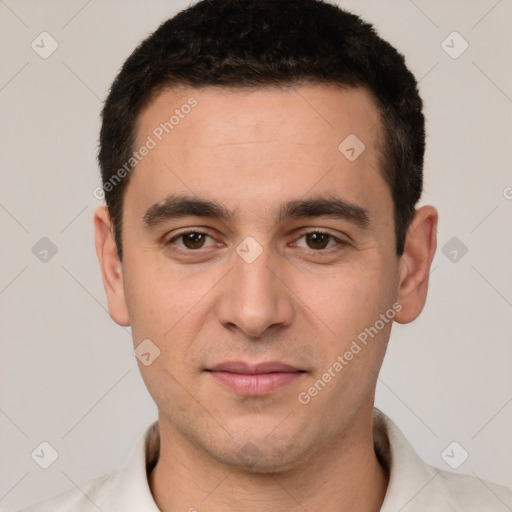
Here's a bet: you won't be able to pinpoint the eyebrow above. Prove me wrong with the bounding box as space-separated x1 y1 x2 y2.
143 195 233 227
277 196 369 228
142 194 370 229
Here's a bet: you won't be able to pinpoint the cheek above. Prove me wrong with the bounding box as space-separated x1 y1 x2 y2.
295 262 397 405
293 254 399 381
302 260 392 327
122 256 183 344
123 263 207 395
122 256 218 367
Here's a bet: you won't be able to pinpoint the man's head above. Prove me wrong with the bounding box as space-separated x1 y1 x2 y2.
98 0 425 261
94 0 437 474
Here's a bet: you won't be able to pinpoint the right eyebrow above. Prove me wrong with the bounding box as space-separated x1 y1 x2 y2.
143 194 233 229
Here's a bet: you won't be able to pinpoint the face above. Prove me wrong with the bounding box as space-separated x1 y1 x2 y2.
95 84 434 472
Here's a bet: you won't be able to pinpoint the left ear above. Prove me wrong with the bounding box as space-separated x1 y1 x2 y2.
394 205 438 324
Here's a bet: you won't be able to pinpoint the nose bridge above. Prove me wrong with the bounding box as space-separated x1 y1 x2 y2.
217 237 293 337
235 241 274 296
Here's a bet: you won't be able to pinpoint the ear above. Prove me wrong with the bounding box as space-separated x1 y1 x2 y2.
395 205 438 324
94 206 130 326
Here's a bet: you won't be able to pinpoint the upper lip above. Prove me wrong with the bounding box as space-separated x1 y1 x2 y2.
207 361 304 374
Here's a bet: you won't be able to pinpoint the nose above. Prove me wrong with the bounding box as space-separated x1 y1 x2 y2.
216 242 295 339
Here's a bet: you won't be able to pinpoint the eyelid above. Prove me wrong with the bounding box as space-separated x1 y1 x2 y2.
290 229 348 251
293 227 348 241
166 228 349 253
166 229 219 249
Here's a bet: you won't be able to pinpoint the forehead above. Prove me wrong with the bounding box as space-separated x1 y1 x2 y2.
126 84 389 224
137 84 383 154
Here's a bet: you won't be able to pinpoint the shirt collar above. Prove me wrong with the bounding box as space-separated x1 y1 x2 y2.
115 421 161 511
113 408 445 511
372 408 447 512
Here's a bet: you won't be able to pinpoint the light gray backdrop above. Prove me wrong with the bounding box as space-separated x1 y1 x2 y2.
1 0 511 510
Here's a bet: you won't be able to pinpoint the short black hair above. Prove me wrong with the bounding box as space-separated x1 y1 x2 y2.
99 0 424 260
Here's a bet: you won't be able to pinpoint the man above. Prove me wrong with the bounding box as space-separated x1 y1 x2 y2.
19 0 511 510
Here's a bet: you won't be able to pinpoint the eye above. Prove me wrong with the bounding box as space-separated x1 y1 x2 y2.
292 231 344 251
167 231 215 250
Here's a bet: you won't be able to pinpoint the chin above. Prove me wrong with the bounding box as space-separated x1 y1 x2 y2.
207 431 309 474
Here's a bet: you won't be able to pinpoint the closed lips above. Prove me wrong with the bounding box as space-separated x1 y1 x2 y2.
206 361 305 374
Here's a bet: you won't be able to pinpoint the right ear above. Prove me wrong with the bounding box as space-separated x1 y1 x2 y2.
93 206 130 326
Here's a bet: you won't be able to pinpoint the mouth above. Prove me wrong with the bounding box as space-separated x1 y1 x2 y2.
205 361 306 396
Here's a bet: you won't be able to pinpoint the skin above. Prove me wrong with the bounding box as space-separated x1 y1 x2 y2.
94 84 437 511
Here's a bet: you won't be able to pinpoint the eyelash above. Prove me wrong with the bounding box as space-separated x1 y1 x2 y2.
165 230 347 254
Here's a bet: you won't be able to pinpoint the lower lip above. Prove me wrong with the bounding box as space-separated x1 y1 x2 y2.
208 371 303 396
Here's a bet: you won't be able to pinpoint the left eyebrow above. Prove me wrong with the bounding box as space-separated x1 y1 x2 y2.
277 196 370 229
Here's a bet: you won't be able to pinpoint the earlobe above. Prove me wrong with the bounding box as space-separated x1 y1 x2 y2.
394 205 438 325
94 206 131 327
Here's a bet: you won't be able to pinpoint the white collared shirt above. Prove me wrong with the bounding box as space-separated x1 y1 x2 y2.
17 409 512 511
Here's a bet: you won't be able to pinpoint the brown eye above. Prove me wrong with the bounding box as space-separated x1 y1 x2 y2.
181 232 207 249
167 232 211 250
305 232 331 250
166 230 221 254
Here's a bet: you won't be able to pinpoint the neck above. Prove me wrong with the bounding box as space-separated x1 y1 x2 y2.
149 410 389 512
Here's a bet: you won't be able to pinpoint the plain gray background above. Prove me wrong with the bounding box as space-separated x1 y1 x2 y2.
1 0 511 509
